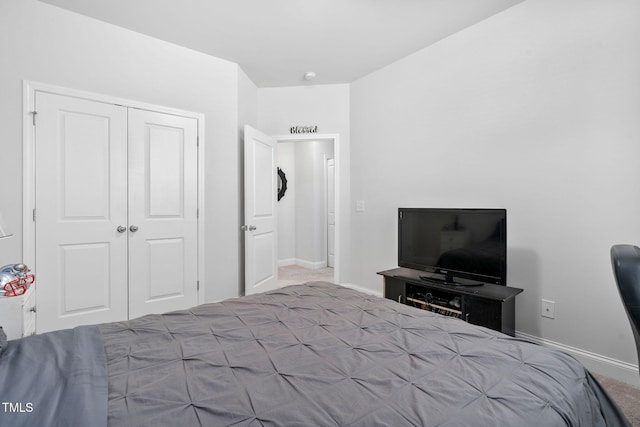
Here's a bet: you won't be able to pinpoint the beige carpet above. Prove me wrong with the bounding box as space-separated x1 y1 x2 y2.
278 265 334 287
595 374 640 425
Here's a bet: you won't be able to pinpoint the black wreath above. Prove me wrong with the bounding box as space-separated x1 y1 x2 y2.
277 167 288 201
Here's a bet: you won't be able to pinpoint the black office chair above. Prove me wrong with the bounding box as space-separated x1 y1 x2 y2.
611 244 640 372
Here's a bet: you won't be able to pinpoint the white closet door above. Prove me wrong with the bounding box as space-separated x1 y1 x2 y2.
35 92 129 333
127 109 198 318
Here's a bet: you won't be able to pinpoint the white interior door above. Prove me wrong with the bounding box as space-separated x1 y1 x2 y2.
127 109 199 318
35 92 129 333
327 158 335 268
244 125 278 295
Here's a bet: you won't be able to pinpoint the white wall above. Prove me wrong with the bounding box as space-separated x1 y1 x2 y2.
277 143 296 264
258 85 350 281
349 0 640 382
301 140 334 266
0 0 243 303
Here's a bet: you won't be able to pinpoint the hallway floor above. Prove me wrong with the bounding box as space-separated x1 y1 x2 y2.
278 265 334 287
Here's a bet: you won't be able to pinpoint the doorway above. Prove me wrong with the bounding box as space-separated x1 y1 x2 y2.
275 136 339 287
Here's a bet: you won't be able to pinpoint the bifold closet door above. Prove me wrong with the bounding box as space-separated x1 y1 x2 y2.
127 109 198 318
35 93 199 333
35 92 129 333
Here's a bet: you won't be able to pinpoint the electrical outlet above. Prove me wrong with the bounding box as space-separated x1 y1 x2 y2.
541 299 555 319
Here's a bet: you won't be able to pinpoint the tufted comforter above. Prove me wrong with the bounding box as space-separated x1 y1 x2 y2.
0 282 630 426
101 282 627 426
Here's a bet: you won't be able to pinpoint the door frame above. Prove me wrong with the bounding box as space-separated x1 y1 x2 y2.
22 81 206 304
275 133 341 284
325 156 335 268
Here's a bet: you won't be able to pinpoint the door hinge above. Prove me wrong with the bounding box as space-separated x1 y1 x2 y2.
196 136 199 148
196 208 199 219
31 111 37 126
197 280 200 291
32 209 36 222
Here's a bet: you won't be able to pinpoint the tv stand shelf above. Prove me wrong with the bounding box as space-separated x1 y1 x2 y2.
378 267 523 336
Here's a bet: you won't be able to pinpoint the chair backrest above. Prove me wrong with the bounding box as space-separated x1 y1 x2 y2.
611 244 640 370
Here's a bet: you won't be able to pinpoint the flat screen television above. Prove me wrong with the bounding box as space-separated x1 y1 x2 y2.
398 208 507 286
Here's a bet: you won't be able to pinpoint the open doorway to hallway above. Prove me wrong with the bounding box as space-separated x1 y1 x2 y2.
276 136 338 287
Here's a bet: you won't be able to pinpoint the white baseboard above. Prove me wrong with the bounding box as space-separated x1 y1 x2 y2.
278 258 296 267
295 259 327 270
278 259 326 268
516 331 640 388
278 258 329 269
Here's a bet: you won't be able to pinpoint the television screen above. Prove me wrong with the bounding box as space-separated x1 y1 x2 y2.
398 208 506 285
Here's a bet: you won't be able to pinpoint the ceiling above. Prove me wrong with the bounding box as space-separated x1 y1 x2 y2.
39 0 524 88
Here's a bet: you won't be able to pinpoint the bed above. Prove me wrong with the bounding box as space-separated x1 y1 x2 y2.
0 282 630 426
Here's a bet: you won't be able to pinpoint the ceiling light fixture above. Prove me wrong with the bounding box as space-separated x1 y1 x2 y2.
304 71 316 81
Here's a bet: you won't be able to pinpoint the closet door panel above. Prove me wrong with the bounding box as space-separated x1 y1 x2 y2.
147 125 184 216
147 238 185 299
35 92 129 333
128 109 198 318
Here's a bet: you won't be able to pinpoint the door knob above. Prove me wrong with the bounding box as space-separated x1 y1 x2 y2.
117 226 127 233
129 225 139 232
241 225 257 231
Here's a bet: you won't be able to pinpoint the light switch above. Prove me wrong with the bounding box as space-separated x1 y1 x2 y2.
355 200 365 212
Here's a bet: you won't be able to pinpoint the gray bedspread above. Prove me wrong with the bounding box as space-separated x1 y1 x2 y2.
100 282 629 426
0 325 108 427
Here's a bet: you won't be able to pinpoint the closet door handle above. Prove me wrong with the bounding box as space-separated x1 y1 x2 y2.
129 225 139 232
117 226 127 233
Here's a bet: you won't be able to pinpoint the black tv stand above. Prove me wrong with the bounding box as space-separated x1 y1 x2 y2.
418 274 484 287
378 267 523 336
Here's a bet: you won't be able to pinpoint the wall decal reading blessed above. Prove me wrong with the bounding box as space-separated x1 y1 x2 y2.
290 126 318 134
